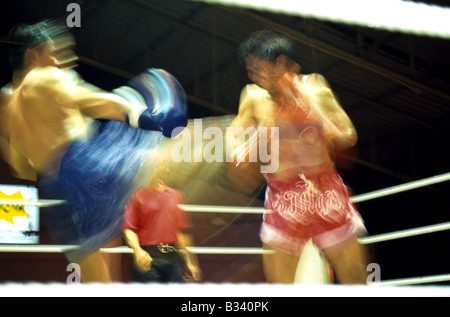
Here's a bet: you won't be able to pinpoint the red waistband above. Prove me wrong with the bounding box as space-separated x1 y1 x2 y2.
265 161 335 182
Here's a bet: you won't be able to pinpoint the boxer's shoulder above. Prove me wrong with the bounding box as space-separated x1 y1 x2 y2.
22 67 75 96
24 67 73 86
244 84 270 99
298 73 330 89
239 84 271 110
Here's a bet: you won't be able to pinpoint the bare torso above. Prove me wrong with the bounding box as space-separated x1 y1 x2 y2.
232 80 334 181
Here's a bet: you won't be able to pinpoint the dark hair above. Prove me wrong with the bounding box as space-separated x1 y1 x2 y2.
7 19 68 71
237 29 294 65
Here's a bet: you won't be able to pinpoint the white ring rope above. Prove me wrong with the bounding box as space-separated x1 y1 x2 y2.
0 244 273 255
359 221 450 245
2 213 450 254
1 171 448 209
100 246 274 255
179 204 266 214
0 244 78 253
350 172 450 203
200 0 450 39
374 273 450 287
2 171 449 208
0 198 66 206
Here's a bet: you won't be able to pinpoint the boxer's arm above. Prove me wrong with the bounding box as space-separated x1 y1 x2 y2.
228 85 274 152
74 91 130 122
230 85 266 129
27 67 186 137
58 81 131 122
226 85 268 194
227 86 258 157
25 67 131 122
300 74 357 150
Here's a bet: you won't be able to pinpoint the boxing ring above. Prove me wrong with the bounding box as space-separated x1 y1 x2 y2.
1 171 449 294
1 0 450 298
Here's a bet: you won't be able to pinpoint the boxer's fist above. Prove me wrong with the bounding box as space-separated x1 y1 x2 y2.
114 68 187 137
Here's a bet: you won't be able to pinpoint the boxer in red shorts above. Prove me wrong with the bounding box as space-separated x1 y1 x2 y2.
262 162 366 257
230 30 369 284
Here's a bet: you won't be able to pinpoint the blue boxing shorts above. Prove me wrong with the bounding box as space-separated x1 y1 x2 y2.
40 120 162 263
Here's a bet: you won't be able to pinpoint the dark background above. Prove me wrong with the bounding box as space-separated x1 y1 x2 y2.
0 0 449 285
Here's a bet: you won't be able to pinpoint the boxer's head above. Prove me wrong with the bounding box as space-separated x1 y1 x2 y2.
238 29 299 92
7 19 78 72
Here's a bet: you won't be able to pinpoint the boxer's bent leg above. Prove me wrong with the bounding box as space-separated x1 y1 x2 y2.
262 243 299 284
323 236 369 284
78 251 112 283
101 235 124 282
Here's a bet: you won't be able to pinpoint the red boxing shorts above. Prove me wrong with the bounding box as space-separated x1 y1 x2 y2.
261 162 366 255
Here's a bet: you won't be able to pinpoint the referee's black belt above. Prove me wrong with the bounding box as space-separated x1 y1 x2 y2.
143 243 178 254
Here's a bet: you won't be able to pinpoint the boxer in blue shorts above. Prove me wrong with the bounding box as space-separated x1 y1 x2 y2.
0 20 187 282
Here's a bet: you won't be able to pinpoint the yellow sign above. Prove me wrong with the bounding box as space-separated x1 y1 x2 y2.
0 191 30 224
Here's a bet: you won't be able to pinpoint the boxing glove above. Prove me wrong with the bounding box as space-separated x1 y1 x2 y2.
114 68 187 137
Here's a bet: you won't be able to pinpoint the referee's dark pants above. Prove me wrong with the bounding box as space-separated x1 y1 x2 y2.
132 244 184 283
